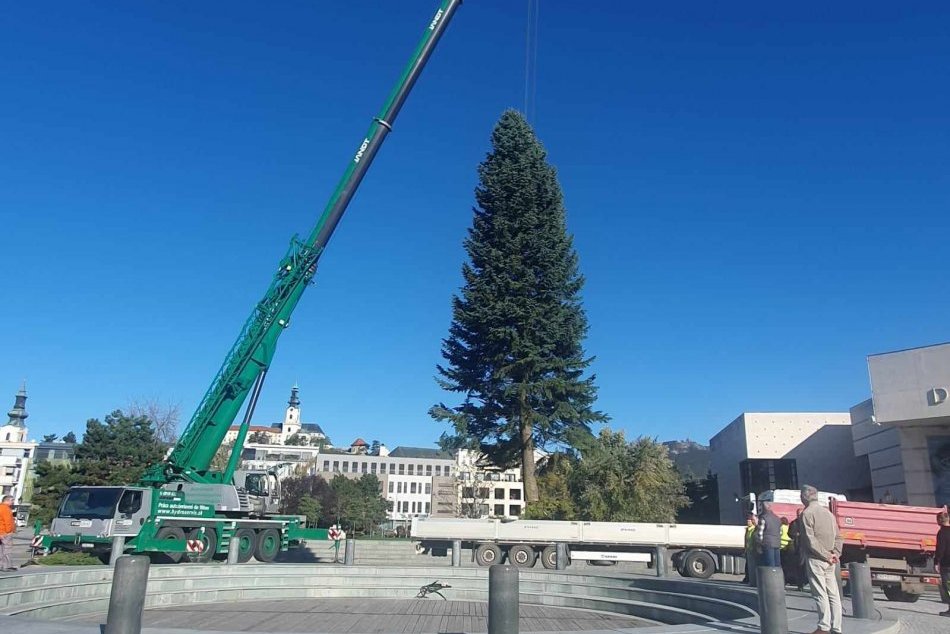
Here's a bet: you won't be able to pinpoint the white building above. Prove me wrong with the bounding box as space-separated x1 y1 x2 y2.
0 385 37 505
454 449 525 518
224 385 327 447
709 412 871 524
306 443 454 527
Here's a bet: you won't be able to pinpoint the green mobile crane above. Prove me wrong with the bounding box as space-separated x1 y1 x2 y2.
41 0 462 563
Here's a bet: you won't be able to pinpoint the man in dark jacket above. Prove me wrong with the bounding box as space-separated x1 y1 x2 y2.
757 501 783 568
936 510 950 617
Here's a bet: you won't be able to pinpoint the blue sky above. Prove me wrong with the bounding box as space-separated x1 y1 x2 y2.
2 1 948 449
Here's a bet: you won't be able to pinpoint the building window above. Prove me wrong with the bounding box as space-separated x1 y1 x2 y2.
323 460 330 471
342 461 349 473
389 463 395 474
408 464 414 475
398 464 405 475
740 459 798 497
426 465 432 476
494 504 505 516
446 468 452 477
410 482 417 494
397 482 403 494
505 474 516 482
371 463 377 473
494 488 505 500
425 502 430 514
462 487 474 499
478 488 489 499
509 489 521 501
424 483 431 495
389 481 394 493
509 504 521 516
417 464 423 474
402 501 409 513
361 462 368 473
332 461 339 472
435 465 442 476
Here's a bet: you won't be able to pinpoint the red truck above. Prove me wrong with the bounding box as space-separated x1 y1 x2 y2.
765 497 945 602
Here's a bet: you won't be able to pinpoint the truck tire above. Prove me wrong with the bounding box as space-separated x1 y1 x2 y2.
233 528 256 563
540 545 558 569
153 527 186 564
254 528 281 563
185 527 217 563
507 544 537 568
882 586 920 603
475 543 503 567
683 550 716 579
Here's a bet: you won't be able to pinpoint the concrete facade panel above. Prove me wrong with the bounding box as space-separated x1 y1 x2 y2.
869 342 950 424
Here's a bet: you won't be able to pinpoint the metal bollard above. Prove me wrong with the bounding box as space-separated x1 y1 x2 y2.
756 566 789 634
344 538 355 565
488 564 519 634
848 562 875 619
452 539 462 567
655 546 669 577
109 535 126 567
556 543 569 571
104 555 150 634
227 533 240 565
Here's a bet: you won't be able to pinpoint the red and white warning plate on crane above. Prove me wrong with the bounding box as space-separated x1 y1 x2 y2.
328 525 345 541
186 539 205 553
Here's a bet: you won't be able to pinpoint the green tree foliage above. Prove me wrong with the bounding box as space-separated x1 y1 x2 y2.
329 475 388 534
523 452 577 520
525 429 689 523
284 432 308 446
31 410 166 525
30 462 74 525
677 472 720 524
297 495 322 527
572 429 689 522
62 432 77 444
431 110 604 503
280 475 336 527
248 431 271 444
72 411 166 486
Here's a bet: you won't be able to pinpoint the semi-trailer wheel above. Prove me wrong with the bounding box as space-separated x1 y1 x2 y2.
540 545 558 569
474 543 503 566
153 526 186 564
507 544 537 568
233 528 256 563
683 550 716 579
254 528 281 563
882 586 920 603
185 527 217 563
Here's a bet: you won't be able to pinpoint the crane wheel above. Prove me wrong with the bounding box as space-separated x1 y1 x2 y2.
185 527 217 563
254 528 281 563
233 528 256 563
152 527 186 564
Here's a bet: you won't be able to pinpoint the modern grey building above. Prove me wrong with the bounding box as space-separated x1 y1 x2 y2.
851 342 950 508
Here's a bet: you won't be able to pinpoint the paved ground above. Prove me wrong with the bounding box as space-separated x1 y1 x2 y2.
71 599 652 632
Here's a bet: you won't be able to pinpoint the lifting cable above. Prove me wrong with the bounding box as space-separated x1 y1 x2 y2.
523 0 540 124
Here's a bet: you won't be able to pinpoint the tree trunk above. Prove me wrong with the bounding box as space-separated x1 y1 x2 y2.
521 421 539 503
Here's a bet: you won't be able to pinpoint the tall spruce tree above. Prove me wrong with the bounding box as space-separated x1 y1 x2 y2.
431 110 604 503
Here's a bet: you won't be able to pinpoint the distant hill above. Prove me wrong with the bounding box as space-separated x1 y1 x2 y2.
663 439 710 479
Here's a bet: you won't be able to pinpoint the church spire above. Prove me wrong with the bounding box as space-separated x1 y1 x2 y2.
6 382 28 428
288 384 300 408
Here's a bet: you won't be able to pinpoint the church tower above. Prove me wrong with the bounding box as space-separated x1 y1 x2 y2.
282 385 301 438
2 383 28 443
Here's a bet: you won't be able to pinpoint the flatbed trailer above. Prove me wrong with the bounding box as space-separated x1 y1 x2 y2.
411 517 746 578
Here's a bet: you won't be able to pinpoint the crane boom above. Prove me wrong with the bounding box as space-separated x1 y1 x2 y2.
142 0 462 486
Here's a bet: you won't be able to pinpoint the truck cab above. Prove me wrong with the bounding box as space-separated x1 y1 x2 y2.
50 486 153 544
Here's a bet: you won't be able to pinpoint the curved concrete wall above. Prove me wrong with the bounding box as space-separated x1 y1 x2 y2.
0 565 758 626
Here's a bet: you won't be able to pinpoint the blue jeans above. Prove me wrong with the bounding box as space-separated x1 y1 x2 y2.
760 547 781 568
